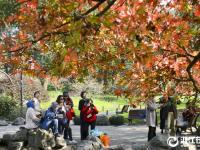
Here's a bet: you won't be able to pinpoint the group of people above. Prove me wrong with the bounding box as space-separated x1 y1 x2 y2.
25 90 98 143
146 87 196 141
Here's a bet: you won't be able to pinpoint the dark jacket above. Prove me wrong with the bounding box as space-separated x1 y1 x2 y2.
166 96 177 119
79 99 86 120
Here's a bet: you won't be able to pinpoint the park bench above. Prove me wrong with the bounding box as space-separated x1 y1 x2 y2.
176 113 200 134
128 109 146 125
116 105 129 114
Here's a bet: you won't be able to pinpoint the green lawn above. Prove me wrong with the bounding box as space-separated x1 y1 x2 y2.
41 91 200 126
41 91 128 115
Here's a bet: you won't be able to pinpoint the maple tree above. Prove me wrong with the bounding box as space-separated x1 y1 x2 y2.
0 0 200 104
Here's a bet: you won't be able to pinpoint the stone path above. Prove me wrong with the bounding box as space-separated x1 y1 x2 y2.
0 124 197 149
0 124 150 146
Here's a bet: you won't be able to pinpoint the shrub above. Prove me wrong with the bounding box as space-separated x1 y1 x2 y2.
109 115 124 125
73 115 110 126
73 116 81 125
8 107 26 121
96 115 110 126
0 95 17 119
47 84 57 91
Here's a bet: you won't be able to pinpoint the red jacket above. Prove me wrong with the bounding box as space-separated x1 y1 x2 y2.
81 105 98 123
64 97 75 120
66 108 75 120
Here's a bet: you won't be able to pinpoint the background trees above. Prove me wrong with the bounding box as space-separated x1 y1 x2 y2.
0 0 199 103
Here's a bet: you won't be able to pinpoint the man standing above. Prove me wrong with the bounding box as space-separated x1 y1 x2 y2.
166 88 177 136
146 95 159 141
159 93 168 134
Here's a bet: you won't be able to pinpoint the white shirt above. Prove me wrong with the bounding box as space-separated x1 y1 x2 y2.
25 107 40 129
33 97 41 112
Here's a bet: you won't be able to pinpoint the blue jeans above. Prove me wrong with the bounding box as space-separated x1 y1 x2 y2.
40 119 59 135
58 119 68 135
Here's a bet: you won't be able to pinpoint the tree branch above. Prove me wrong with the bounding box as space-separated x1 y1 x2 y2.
96 0 117 17
186 51 200 92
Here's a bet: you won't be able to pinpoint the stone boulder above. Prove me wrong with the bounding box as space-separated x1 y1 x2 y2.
8 141 24 150
76 140 102 150
12 117 25 126
147 134 184 150
55 136 67 148
87 135 104 148
2 127 28 143
96 115 110 126
0 120 9 126
28 129 56 149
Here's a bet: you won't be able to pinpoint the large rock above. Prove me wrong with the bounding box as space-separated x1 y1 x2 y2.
55 136 67 148
96 115 110 126
12 117 25 126
147 134 184 150
2 128 28 143
28 129 56 150
87 135 104 148
0 120 9 126
8 141 23 150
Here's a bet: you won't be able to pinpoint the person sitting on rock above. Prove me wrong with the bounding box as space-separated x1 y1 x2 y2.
25 100 41 129
40 102 59 137
182 105 196 122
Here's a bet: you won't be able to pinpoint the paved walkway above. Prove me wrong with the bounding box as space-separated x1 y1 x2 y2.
0 124 149 146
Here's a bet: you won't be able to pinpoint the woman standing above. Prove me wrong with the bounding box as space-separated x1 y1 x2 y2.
63 92 76 144
146 96 159 141
81 99 98 131
79 91 88 140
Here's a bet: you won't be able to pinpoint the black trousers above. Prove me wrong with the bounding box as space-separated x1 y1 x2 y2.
80 119 89 140
148 126 156 141
64 120 72 140
90 121 96 130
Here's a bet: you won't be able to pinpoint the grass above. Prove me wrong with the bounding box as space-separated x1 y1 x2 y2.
41 91 200 126
41 91 128 115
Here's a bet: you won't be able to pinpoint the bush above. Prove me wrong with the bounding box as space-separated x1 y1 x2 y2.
73 116 81 125
9 107 26 121
0 95 17 119
73 115 110 126
109 115 124 125
96 115 110 126
47 84 57 91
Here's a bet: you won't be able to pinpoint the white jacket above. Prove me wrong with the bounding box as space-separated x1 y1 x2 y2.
33 97 41 113
25 107 40 129
146 98 159 127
